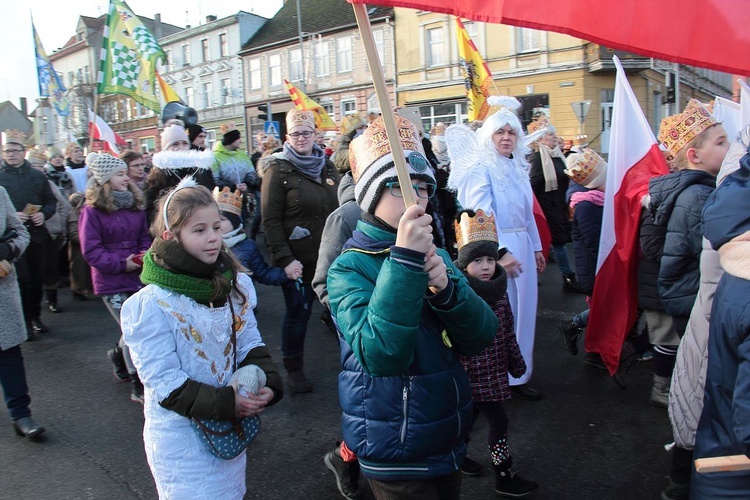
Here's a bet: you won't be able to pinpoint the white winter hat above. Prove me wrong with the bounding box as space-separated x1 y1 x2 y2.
161 125 189 150
89 154 127 185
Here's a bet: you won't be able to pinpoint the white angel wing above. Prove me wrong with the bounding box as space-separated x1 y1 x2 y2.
446 123 483 191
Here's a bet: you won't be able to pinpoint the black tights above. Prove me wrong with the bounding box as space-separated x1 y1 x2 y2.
474 401 510 466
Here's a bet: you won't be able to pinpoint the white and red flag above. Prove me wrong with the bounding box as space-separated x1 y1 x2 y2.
88 109 124 155
585 56 669 375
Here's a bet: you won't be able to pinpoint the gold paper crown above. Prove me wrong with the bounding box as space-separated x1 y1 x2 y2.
213 186 243 216
565 148 607 188
3 129 27 146
340 113 368 136
527 115 550 135
454 209 498 251
658 99 717 157
286 109 316 131
571 135 588 146
220 123 238 135
26 148 47 166
349 115 424 184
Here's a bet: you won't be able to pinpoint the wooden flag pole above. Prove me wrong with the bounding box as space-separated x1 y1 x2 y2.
352 3 416 208
695 454 750 473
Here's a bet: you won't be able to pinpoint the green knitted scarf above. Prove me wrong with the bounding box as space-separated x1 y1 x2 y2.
140 238 235 303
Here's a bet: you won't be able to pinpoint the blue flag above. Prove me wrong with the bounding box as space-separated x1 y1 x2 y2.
33 19 70 117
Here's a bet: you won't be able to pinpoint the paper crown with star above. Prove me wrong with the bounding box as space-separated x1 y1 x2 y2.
212 186 243 216
658 99 717 157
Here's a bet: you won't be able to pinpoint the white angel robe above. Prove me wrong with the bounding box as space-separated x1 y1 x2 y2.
455 153 542 385
121 273 265 499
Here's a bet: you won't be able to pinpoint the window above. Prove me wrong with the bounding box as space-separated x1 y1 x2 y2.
77 69 83 84
269 54 281 87
426 27 446 67
219 33 228 57
182 44 191 66
517 94 549 129
201 39 209 62
341 99 357 116
517 28 540 52
205 130 217 150
315 41 330 77
83 65 90 84
68 72 74 86
418 102 467 130
184 86 193 106
202 82 213 109
373 30 385 66
221 78 232 105
290 49 303 82
337 37 352 73
248 58 262 90
164 49 171 70
367 93 380 114
135 102 143 117
140 137 155 152
322 102 335 122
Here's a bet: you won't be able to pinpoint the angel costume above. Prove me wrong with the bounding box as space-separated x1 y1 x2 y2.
446 102 542 385
121 272 264 499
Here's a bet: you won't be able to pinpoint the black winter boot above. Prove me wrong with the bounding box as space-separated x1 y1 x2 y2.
130 373 144 404
558 320 583 356
324 442 361 499
283 354 313 393
494 459 539 497
562 273 585 293
107 344 130 382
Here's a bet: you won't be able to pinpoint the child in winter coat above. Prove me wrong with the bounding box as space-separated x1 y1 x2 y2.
647 99 729 407
79 154 151 402
213 186 301 285
121 180 283 499
326 115 497 499
454 209 537 497
557 149 607 356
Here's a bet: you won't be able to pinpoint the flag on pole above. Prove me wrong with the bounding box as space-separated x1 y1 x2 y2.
283 80 338 131
585 56 669 375
739 79 750 130
155 70 183 104
455 18 492 122
532 195 551 259
98 0 166 112
88 109 124 155
33 19 69 117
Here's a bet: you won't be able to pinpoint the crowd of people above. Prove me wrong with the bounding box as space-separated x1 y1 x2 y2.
0 94 748 500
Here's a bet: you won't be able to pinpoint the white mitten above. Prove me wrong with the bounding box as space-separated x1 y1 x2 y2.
229 365 267 397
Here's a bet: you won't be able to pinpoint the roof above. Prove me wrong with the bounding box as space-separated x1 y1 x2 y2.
0 101 34 136
241 0 392 52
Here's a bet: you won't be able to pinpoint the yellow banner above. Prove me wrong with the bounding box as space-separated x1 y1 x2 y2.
284 80 338 131
456 18 493 122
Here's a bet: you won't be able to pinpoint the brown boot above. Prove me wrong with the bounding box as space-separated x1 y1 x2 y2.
284 354 313 393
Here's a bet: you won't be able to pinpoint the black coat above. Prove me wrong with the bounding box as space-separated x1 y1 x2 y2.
566 183 602 296
649 169 715 332
0 161 57 243
529 151 571 245
637 204 667 311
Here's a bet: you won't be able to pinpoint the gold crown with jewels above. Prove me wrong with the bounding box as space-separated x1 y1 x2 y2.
213 186 243 216
658 99 717 157
454 209 498 251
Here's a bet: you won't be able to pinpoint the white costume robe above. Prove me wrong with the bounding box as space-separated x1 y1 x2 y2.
121 273 264 499
455 154 542 385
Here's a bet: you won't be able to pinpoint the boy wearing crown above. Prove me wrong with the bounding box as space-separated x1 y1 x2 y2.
453 209 538 497
326 116 496 499
213 186 301 285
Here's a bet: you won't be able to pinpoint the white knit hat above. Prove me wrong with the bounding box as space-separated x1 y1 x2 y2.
161 125 189 149
89 154 127 185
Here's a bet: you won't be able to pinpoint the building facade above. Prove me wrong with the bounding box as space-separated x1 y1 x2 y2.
158 12 267 151
393 9 733 153
240 0 395 147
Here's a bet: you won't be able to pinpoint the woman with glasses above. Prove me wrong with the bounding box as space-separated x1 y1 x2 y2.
446 96 546 401
259 109 339 393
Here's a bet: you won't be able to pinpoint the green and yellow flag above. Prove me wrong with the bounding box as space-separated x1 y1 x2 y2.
284 80 338 131
97 0 166 112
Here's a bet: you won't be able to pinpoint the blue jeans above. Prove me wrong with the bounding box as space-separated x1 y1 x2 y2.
0 346 31 420
281 280 315 357
572 308 590 329
552 244 573 277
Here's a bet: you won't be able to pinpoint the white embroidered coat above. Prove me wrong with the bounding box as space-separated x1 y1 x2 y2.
121 273 264 499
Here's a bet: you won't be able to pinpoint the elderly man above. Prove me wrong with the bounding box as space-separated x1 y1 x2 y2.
0 131 57 336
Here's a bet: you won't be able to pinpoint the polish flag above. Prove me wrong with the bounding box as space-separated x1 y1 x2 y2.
88 109 123 155
532 195 551 259
584 56 669 375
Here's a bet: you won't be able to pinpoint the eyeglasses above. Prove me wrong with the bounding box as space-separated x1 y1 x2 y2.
384 181 437 199
3 149 24 154
289 130 314 139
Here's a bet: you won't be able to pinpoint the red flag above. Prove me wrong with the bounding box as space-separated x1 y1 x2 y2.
532 195 551 259
88 109 125 155
585 56 669 375
348 0 750 76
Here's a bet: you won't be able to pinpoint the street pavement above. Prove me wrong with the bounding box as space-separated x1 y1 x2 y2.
1 255 673 499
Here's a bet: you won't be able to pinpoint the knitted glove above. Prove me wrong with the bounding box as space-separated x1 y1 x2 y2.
229 364 267 397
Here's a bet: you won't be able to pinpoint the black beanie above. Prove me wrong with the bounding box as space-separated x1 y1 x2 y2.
456 240 500 270
220 211 242 230
188 124 206 143
222 129 241 146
